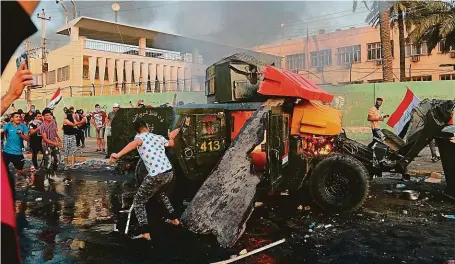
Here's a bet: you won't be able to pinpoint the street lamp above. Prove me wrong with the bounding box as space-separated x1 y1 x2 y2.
112 2 120 23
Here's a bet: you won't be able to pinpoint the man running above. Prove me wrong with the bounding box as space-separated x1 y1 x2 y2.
40 108 61 187
92 104 107 153
110 120 180 241
2 112 30 189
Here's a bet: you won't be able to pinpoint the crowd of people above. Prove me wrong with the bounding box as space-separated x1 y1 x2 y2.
0 102 123 187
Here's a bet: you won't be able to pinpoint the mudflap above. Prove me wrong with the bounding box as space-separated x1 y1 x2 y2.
181 99 284 248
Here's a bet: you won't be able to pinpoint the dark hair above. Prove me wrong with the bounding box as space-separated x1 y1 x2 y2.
42 108 52 116
95 104 100 107
376 98 384 102
11 112 21 117
35 110 41 114
133 120 147 133
17 109 24 114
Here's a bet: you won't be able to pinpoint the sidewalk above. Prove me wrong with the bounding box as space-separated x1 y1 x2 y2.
25 137 107 162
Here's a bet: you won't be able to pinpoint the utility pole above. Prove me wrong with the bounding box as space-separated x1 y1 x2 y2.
37 9 51 105
306 24 309 78
25 38 31 110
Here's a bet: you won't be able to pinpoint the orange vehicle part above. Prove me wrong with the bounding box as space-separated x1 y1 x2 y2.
259 66 334 103
291 100 342 136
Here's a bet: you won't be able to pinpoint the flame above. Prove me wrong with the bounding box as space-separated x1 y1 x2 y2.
300 134 335 157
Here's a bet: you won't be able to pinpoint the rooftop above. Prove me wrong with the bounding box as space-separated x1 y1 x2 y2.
57 17 281 65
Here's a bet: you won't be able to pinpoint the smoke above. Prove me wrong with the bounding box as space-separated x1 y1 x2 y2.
24 1 365 56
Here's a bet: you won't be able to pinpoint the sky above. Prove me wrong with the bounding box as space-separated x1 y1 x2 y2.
24 1 369 54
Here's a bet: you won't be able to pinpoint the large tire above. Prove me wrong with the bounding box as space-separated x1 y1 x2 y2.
309 154 369 213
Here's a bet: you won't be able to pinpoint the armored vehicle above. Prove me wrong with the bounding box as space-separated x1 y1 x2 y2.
109 53 455 214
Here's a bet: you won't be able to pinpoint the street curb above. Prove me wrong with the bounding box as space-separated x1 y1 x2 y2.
24 154 107 163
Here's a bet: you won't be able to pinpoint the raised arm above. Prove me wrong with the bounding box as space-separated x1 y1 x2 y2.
110 137 142 160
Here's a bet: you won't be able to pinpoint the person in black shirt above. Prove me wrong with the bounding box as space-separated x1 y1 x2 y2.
29 112 43 168
62 109 81 168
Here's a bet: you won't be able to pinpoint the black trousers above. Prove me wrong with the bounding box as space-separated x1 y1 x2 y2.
30 144 43 167
76 128 85 146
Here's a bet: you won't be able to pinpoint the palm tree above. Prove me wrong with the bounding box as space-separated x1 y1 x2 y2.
354 0 394 82
406 1 455 53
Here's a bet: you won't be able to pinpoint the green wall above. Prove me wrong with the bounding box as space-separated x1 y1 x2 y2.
322 80 455 140
10 92 206 136
7 81 455 141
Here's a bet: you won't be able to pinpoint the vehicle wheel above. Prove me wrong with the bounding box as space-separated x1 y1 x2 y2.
134 159 175 196
309 154 369 213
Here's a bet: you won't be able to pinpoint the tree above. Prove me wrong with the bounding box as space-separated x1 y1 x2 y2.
354 1 394 82
406 0 455 53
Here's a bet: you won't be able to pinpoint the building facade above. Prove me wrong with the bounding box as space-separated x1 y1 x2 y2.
254 26 455 85
1 17 280 102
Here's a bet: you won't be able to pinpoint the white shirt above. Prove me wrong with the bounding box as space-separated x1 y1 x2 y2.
135 132 172 177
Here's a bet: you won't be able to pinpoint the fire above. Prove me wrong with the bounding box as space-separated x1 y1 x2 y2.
300 134 335 157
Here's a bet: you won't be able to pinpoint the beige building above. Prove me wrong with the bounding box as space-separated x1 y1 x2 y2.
2 17 279 102
254 26 455 85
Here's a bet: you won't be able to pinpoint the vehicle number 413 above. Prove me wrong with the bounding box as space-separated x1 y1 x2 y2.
200 140 221 152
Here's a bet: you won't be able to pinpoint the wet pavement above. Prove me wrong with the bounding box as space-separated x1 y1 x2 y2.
12 147 455 264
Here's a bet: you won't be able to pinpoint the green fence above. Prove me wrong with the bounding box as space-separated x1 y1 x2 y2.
323 81 455 141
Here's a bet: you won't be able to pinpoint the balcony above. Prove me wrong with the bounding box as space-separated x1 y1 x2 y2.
84 39 204 64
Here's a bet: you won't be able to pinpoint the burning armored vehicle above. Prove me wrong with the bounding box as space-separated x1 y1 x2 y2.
109 54 454 246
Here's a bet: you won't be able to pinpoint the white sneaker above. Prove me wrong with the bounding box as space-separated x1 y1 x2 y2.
44 178 50 187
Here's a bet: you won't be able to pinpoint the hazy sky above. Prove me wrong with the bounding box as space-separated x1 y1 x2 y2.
25 1 369 53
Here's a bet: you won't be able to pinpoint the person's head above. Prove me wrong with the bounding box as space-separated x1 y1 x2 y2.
69 106 74 113
95 104 101 112
42 108 53 121
113 103 120 112
11 112 22 124
34 112 42 120
375 98 383 109
133 120 148 133
35 110 41 115
30 105 35 111
63 107 68 112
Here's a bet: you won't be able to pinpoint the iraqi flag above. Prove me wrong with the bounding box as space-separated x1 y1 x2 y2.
387 87 421 135
46 88 62 109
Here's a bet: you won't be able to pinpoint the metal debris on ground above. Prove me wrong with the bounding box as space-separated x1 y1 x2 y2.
254 202 264 208
402 210 408 215
211 239 285 264
402 190 420 200
297 205 303 210
442 214 455 219
396 184 407 189
280 190 290 196
324 224 333 228
35 197 42 202
239 249 247 255
304 206 311 211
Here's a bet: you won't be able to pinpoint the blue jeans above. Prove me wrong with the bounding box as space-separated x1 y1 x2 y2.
85 125 91 137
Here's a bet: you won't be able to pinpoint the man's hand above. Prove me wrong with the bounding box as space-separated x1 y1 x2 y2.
8 63 33 101
55 142 63 148
168 128 180 139
16 129 22 135
110 153 120 163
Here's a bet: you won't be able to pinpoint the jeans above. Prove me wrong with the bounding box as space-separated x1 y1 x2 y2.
31 144 43 168
76 129 85 146
85 125 91 138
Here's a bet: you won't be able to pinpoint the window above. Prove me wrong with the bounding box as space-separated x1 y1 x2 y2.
367 79 384 83
405 75 432 82
405 42 428 56
286 53 305 70
337 45 361 65
205 77 215 96
439 41 455 52
57 66 70 82
367 41 394 60
440 74 455 80
310 49 332 67
83 65 89 80
46 70 56 84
